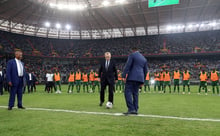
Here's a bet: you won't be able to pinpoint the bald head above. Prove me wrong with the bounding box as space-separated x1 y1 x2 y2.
105 52 111 61
15 50 23 60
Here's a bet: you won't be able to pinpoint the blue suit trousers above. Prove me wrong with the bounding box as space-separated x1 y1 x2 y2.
8 77 23 108
124 81 142 112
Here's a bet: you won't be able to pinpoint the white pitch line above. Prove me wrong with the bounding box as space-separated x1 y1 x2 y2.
1 106 220 122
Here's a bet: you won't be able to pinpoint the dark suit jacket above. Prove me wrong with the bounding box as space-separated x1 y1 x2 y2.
122 51 148 83
25 73 35 85
99 59 118 85
32 74 37 82
6 59 26 86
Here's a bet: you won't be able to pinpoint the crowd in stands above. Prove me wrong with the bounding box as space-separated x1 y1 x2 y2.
0 30 220 58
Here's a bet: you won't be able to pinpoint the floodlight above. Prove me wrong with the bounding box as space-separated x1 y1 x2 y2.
102 1 110 6
45 22 50 27
56 23 61 29
115 0 126 4
167 26 172 30
66 24 71 30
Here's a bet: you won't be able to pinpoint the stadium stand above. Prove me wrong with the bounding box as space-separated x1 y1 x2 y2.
1 30 220 58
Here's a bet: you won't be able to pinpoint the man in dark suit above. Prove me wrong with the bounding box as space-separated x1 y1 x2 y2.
98 52 118 107
122 47 148 115
3 69 10 93
25 70 35 93
6 50 26 110
32 72 37 92
0 67 4 95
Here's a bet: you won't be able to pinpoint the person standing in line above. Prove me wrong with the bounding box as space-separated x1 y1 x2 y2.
0 67 4 95
163 69 171 93
210 68 219 95
45 70 54 93
153 71 160 92
89 69 95 92
82 71 89 93
182 68 191 94
75 69 82 93
54 69 62 94
173 68 181 93
93 69 100 93
115 69 123 93
67 70 75 93
25 70 35 93
198 69 208 95
32 71 37 92
144 72 150 93
159 69 165 93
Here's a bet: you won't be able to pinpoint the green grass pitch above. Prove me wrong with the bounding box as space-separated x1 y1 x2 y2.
0 85 220 136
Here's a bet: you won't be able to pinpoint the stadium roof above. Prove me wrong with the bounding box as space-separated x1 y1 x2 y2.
0 0 219 39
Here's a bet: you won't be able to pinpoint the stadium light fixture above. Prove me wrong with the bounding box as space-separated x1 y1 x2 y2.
166 25 172 30
56 23 61 29
188 24 192 28
65 24 71 30
200 24 204 27
173 26 178 29
57 4 64 10
196 24 200 27
49 3 55 8
49 3 87 11
68 4 87 11
102 1 110 6
210 22 216 26
115 0 126 4
45 22 50 27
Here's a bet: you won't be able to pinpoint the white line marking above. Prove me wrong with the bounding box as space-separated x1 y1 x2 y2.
1 106 220 122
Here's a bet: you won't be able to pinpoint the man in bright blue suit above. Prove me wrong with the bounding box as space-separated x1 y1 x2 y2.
6 50 26 110
122 47 148 115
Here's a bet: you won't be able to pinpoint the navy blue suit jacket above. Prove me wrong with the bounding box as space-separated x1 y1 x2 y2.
122 51 148 83
6 59 25 86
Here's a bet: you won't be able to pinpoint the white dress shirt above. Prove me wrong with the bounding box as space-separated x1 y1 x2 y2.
105 60 110 70
29 73 32 80
0 71 2 76
46 73 54 81
15 58 23 77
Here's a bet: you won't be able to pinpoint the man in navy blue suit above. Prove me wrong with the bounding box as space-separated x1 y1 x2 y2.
122 47 148 115
0 67 4 95
6 50 26 110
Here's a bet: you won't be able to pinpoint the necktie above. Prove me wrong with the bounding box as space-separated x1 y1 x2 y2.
106 61 108 70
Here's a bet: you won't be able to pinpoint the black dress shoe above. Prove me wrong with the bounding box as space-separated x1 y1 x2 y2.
123 111 138 115
99 102 103 106
8 107 12 110
18 106 26 109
